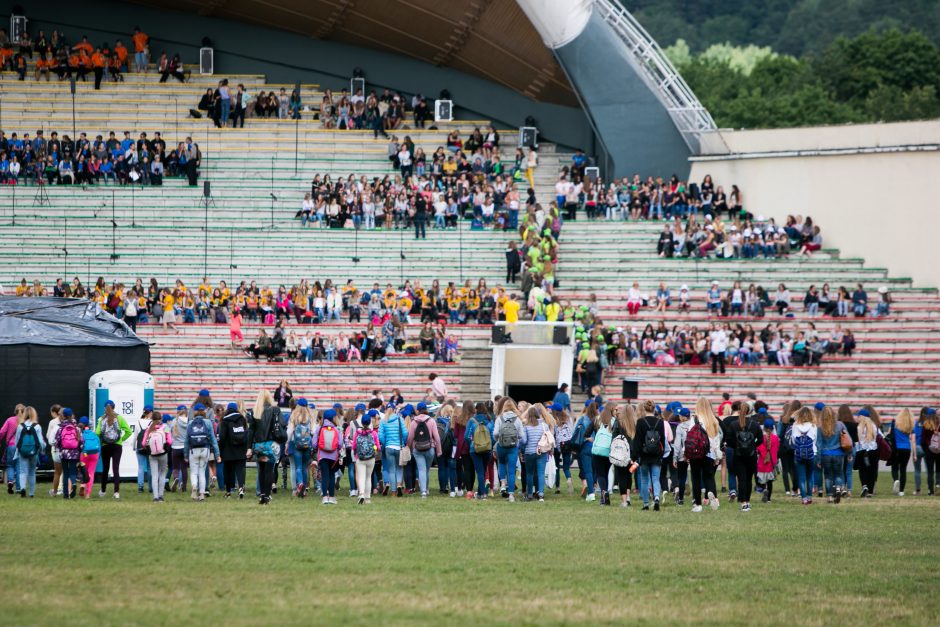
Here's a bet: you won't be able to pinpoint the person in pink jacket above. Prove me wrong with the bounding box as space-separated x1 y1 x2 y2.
406 402 443 498
757 417 780 503
351 410 382 505
1 405 26 493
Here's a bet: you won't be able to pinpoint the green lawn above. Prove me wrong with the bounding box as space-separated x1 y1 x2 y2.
0 472 937 626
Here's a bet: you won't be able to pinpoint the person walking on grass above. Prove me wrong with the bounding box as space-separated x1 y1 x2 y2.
464 402 494 499
378 404 406 497
352 410 381 505
79 416 100 498
1 404 26 494
288 399 314 498
249 390 283 505
406 402 442 499
612 403 638 507
689 397 723 512
143 414 173 501
169 405 189 493
572 401 597 502
816 405 847 504
493 398 523 502
853 409 878 498
920 409 937 496
724 405 763 512
790 407 818 505
96 400 132 499
219 402 250 499
55 409 83 500
435 405 458 497
47 404 63 497
890 408 917 497
313 408 344 505
13 407 45 498
590 404 615 506
520 406 551 502
757 417 779 503
671 407 692 506
134 406 154 495
632 400 666 511
185 403 220 501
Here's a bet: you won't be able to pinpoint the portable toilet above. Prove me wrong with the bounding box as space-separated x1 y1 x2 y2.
89 370 155 479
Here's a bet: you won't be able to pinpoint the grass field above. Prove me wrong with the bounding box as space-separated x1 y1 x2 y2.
0 472 937 626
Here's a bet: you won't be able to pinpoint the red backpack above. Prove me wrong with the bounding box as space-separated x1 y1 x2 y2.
318 425 339 453
684 420 709 461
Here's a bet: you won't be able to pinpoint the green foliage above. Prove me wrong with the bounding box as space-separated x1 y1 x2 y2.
670 30 940 128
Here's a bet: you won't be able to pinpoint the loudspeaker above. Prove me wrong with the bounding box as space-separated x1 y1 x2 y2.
434 100 453 122
199 47 214 75
203 181 211 198
621 379 639 400
552 326 568 345
350 77 365 96
69 76 76 95
585 166 600 182
491 326 506 344
519 126 538 148
10 15 26 44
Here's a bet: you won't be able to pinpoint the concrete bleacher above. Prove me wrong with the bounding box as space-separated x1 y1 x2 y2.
1 70 938 413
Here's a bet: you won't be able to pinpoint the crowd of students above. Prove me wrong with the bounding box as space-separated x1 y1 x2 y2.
0 129 201 186
655 213 823 259
4 391 935 509
318 88 436 134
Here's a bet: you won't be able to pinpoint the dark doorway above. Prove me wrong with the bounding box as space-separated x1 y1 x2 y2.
505 384 558 405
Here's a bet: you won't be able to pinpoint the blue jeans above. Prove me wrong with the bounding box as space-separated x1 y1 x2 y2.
822 454 844 496
496 445 519 493
637 462 662 506
558 450 572 481
17 454 38 496
220 98 231 124
318 458 336 497
414 448 436 494
382 448 402 488
6 445 20 490
795 459 815 499
577 445 594 492
136 453 150 490
725 447 737 493
437 455 457 492
61 459 78 499
471 451 490 496
292 449 312 487
525 452 547 497
134 51 146 69
843 455 854 492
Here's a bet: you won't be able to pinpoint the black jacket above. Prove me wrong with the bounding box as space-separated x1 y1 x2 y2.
722 417 764 458
249 405 282 447
632 415 667 463
218 411 250 461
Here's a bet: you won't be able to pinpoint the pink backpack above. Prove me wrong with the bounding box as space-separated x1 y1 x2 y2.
146 428 166 455
263 312 275 324
60 423 80 450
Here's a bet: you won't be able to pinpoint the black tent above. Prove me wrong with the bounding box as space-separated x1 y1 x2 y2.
0 297 151 433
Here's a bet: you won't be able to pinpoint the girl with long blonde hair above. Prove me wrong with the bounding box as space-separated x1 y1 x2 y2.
250 389 281 505
690 397 722 511
289 403 314 496
854 408 879 497
612 403 638 507
890 408 916 496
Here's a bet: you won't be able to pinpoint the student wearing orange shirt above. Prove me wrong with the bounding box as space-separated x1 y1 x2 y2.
114 40 128 71
72 36 93 56
108 53 123 82
132 26 149 72
0 44 13 71
67 52 84 81
35 52 53 81
91 48 105 90
14 53 26 81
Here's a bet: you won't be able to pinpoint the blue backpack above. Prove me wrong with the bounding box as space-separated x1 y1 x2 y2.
592 425 613 457
294 423 312 450
17 424 41 457
188 418 210 449
569 417 587 450
82 430 101 454
792 431 815 461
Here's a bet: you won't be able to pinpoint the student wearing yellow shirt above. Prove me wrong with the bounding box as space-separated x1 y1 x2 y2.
15 278 28 297
466 290 481 322
397 295 413 323
504 294 521 323
218 280 231 305
199 277 211 295
161 288 180 333
447 293 462 324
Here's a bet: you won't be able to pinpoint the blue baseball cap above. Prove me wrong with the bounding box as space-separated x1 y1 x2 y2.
226 402 238 411
143 405 153 412
927 408 937 416
856 409 870 417
401 404 415 417
814 402 826 411
104 400 115 408
177 405 187 411
584 399 593 407
79 416 89 425
199 389 210 397
548 403 563 411
355 403 366 411
62 408 73 418
757 407 768 414
333 403 343 411
162 413 173 423
417 402 428 413
193 403 206 411
679 408 690 418
763 418 775 429
296 398 308 407
365 409 379 419
324 409 337 421
362 413 373 425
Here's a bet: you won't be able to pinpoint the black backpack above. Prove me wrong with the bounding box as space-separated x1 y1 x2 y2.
735 422 757 457
414 418 433 451
437 418 454 456
229 416 248 446
642 418 663 457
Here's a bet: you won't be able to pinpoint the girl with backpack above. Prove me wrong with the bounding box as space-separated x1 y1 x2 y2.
612 403 637 507
13 407 46 498
406 402 442 499
671 408 693 506
288 400 314 497
344 404 366 498
249 390 284 506
219 402 250 499
313 408 344 504
47 404 63 497
573 401 597 502
519 406 551 502
920 409 937 496
78 416 101 498
778 401 801 497
453 401 473 497
96 401 132 499
378 405 406 497
789 407 818 504
632 400 667 511
889 408 917 497
184 404 221 501
590 404 616 506
143 414 173 501
757 418 779 503
435 405 458 497
493 399 523 502
55 409 83 500
853 408 879 498
838 404 857 498
816 406 848 504
352 410 382 505
1 404 26 494
551 404 574 495
690 397 723 512
135 406 154 495
724 405 763 512
464 402 494 499
169 405 190 493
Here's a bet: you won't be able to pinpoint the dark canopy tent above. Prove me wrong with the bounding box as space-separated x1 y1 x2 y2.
0 297 150 432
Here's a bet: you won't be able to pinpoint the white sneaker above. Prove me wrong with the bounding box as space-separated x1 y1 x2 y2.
322 497 329 505
508 494 515 502
586 493 596 502
330 497 337 504
113 493 121 500
692 505 703 512
893 480 900 495
49 489 56 497
708 491 719 510
898 491 905 497
449 490 456 498
421 492 428 499
456 489 465 497
98 490 106 498
350 490 357 497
